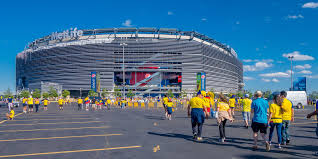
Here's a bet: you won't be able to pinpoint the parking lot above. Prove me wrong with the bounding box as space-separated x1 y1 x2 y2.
0 103 317 159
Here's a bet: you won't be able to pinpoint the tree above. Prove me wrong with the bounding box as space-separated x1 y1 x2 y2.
263 90 272 99
113 86 122 98
42 92 49 99
88 90 98 97
236 92 243 98
180 89 187 99
48 86 58 98
19 90 30 98
126 89 135 98
3 87 13 98
101 88 109 98
32 89 41 98
167 89 174 98
62 90 70 98
309 91 318 99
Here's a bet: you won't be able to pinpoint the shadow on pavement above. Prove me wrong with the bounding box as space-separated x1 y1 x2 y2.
144 115 165 120
148 132 314 158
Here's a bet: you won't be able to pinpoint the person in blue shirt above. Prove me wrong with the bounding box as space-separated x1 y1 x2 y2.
251 91 270 151
307 100 318 156
7 96 13 111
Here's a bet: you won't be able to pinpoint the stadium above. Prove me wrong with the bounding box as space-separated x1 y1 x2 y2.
16 27 243 97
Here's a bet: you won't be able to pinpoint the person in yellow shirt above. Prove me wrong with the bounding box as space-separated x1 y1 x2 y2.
229 95 236 117
217 94 234 143
163 95 169 119
22 97 28 113
58 98 64 110
187 91 207 141
27 96 34 113
106 98 111 110
43 98 49 111
242 94 252 128
6 107 15 120
34 98 40 112
201 91 210 119
77 97 83 110
280 91 294 145
166 99 174 120
268 94 283 149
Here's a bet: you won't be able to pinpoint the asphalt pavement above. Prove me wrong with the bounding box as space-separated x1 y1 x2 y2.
0 103 317 159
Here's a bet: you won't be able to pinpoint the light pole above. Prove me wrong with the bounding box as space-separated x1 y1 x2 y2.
120 43 127 99
288 56 294 91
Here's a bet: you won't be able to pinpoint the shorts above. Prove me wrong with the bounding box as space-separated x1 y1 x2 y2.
230 107 235 109
59 105 63 107
204 107 211 113
78 104 82 107
23 103 27 107
191 108 205 124
167 107 173 114
242 112 251 121
28 104 33 108
44 105 47 107
251 122 268 134
92 104 96 108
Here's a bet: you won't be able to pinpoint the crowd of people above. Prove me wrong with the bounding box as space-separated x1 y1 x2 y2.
185 90 317 152
1 90 317 154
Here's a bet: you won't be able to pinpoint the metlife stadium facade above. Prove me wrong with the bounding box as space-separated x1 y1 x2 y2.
16 27 243 97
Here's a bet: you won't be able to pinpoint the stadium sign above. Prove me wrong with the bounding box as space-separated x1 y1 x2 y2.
50 28 83 41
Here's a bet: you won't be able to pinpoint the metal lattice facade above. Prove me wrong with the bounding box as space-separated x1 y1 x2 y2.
16 28 243 96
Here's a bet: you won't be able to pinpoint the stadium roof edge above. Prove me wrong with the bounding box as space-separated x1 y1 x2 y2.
24 27 238 58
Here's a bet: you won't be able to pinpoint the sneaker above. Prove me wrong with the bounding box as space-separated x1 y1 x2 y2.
277 145 282 149
193 134 197 139
197 137 203 141
252 145 258 151
266 142 271 151
286 139 290 145
219 138 225 143
314 152 318 156
269 141 272 146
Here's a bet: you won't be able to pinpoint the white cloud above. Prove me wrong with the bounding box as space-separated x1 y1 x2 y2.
294 64 312 70
244 62 272 72
306 75 318 79
259 72 290 78
286 14 304 19
299 70 312 74
168 11 174 15
302 2 318 8
122 19 132 27
236 21 240 25
243 59 253 62
244 76 255 81
262 78 271 82
242 59 273 63
282 51 315 61
272 78 279 83
286 70 294 75
201 18 207 21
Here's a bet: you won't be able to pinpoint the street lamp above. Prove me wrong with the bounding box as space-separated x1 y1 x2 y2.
288 56 294 91
120 43 128 99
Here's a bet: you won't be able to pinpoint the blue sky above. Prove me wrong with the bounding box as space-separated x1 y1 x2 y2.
0 0 317 93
